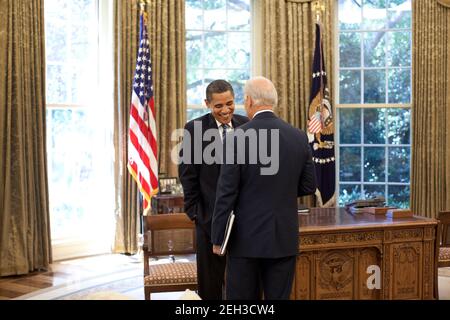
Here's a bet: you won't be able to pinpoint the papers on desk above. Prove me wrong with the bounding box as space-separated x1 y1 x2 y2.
298 206 310 215
386 208 413 218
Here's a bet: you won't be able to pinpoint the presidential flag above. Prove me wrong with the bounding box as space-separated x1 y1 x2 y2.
307 23 335 207
127 13 158 211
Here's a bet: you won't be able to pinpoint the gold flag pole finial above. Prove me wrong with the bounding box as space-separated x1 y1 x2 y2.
313 1 326 23
139 0 150 21
139 0 151 14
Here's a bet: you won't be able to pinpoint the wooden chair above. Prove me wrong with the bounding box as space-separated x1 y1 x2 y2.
435 211 450 299
143 213 197 300
437 211 450 268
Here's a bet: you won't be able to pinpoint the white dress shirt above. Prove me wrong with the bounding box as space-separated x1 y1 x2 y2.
253 109 274 118
216 119 233 142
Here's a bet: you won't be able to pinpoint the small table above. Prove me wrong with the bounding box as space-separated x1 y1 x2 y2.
151 194 184 214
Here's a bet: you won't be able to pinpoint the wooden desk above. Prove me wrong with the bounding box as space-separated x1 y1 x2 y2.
294 207 437 300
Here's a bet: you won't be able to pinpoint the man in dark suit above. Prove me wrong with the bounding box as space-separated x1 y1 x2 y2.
211 76 317 300
178 79 248 300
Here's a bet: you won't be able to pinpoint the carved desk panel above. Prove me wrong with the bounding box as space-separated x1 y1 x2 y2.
293 208 437 300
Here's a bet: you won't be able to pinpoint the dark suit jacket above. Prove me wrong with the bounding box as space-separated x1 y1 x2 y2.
211 111 317 258
179 113 249 239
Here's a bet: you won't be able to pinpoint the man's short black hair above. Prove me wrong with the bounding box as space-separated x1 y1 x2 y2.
205 79 234 102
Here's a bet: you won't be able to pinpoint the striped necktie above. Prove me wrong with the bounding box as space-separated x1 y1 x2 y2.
221 123 229 142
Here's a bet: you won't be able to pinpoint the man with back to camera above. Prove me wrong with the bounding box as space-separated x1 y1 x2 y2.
178 79 248 300
211 76 317 299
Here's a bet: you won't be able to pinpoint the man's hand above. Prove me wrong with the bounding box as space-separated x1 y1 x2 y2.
212 245 222 255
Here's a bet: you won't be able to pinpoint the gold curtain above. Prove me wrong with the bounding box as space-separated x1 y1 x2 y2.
113 0 186 253
411 0 450 218
261 0 335 129
0 0 51 276
261 0 335 207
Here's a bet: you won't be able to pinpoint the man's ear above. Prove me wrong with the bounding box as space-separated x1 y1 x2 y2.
204 99 210 109
247 96 253 108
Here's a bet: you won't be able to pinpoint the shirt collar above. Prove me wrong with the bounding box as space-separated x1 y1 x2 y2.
215 118 233 129
253 109 274 119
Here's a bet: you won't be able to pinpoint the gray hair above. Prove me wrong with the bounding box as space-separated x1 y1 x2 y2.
244 76 278 107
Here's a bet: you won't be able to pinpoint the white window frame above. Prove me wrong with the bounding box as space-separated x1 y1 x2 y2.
45 0 114 260
334 0 412 206
185 0 260 118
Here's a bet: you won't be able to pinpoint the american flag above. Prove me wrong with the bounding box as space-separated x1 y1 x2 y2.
127 13 158 211
307 23 335 207
308 111 322 134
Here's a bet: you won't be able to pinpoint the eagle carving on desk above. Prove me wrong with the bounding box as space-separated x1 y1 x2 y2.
319 252 353 291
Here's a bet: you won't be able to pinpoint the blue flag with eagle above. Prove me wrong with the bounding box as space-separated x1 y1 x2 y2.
307 23 336 207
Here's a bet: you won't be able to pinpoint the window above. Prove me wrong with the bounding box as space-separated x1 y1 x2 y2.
45 0 114 259
185 0 252 121
337 0 411 208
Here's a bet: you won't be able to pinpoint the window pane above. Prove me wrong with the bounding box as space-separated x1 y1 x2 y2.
204 32 227 68
204 69 228 81
227 69 250 104
340 147 361 181
186 31 203 69
387 108 410 144
340 33 361 68
187 108 209 122
363 0 387 30
364 184 385 199
340 70 361 104
45 20 68 63
47 109 90 237
185 0 203 30
339 184 362 206
47 64 68 104
388 68 411 103
70 0 96 23
187 69 204 105
364 32 386 68
388 0 411 29
71 24 93 62
70 66 91 105
338 0 362 30
364 147 385 182
186 2 251 116
204 0 226 30
228 0 250 31
234 108 247 117
364 69 386 103
364 108 386 144
228 32 250 68
388 32 411 67
45 0 69 21
339 108 361 144
388 185 410 208
388 147 410 182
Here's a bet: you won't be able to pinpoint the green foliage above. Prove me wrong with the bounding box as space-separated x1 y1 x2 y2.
337 0 412 209
186 0 251 105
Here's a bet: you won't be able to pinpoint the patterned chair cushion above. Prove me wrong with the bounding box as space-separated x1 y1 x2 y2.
144 262 197 286
440 247 450 261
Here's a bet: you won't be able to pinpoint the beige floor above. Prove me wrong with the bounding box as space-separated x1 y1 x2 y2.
438 267 450 300
3 254 450 300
